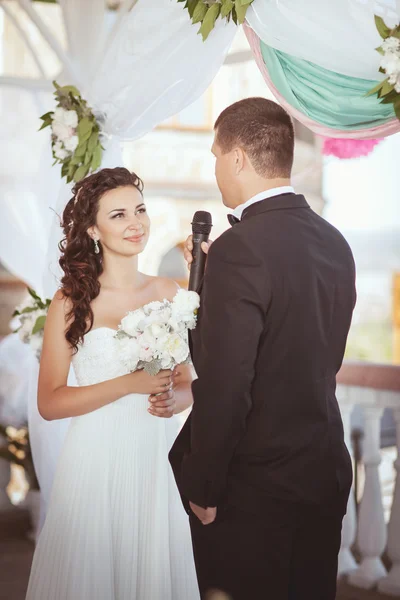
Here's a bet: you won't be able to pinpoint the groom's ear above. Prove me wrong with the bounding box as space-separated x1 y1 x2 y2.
234 147 245 176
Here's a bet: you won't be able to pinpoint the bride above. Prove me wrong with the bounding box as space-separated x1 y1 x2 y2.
26 167 200 599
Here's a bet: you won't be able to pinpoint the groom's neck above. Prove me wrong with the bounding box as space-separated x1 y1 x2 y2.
235 177 292 208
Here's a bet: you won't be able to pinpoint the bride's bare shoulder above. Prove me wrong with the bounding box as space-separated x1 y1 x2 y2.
47 289 73 325
142 275 180 303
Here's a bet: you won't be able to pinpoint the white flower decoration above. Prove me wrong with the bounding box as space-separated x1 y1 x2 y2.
120 309 146 336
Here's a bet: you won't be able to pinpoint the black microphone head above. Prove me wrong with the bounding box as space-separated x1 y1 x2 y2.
192 211 212 235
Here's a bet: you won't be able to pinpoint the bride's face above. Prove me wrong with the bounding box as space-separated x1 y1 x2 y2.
88 185 150 257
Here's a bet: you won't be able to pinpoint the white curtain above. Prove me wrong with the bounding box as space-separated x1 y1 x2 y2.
247 0 400 79
0 0 236 525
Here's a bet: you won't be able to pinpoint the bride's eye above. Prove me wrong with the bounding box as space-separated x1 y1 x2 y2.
112 212 124 219
136 208 147 215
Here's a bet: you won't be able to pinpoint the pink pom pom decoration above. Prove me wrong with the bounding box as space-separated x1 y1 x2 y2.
322 137 382 159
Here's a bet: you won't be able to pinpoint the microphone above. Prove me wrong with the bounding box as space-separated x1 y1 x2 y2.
188 211 212 293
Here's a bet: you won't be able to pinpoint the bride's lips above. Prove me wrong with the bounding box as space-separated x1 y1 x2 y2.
124 233 145 243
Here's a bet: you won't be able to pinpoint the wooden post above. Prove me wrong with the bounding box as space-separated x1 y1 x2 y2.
393 273 400 365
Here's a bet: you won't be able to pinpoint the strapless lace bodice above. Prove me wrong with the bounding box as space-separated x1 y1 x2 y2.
72 328 130 386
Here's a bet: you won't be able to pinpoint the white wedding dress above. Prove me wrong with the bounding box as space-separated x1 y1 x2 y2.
26 326 200 600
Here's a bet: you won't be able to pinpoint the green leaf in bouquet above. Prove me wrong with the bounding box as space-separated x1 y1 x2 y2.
199 4 221 40
231 7 238 24
187 0 198 18
238 0 253 5
394 98 400 119
381 80 394 96
221 0 234 19
28 288 41 302
234 0 247 23
61 161 70 178
32 315 46 335
74 163 90 182
143 360 162 376
365 79 384 98
376 46 385 55
77 117 93 142
87 130 99 154
62 85 81 98
19 306 37 315
192 1 208 24
84 151 92 167
74 140 88 158
391 29 400 40
114 330 128 339
91 143 102 171
374 15 391 39
380 88 398 103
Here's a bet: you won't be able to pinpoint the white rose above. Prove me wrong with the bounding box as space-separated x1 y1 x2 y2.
29 333 43 357
146 301 164 312
53 107 78 128
53 107 66 123
173 289 200 314
64 135 79 153
380 51 400 77
52 120 74 143
118 337 139 371
139 343 154 362
165 333 189 364
63 110 78 128
53 141 69 160
381 37 400 53
120 309 146 336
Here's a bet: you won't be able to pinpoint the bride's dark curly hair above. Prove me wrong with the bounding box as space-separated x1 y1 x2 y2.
59 167 144 353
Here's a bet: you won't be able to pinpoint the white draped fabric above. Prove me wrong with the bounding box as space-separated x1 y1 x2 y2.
0 0 235 525
246 0 400 79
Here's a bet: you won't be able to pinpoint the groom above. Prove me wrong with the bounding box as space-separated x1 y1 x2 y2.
169 98 356 600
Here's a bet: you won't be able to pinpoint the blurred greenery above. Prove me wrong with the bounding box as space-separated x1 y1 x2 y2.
345 320 393 363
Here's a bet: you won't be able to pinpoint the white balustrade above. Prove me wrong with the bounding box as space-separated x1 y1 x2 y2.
337 393 358 576
378 404 400 596
337 362 400 594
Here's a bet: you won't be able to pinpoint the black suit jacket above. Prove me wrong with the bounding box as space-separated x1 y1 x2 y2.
169 193 356 518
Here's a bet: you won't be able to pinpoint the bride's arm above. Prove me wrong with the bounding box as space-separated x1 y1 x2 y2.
38 292 172 421
172 364 194 414
147 364 194 417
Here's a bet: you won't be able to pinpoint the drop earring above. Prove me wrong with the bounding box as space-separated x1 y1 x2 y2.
94 238 100 254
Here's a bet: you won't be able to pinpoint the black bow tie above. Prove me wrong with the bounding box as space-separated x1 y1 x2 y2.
227 214 240 226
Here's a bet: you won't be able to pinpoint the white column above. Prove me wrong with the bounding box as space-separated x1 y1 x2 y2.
378 406 400 596
338 400 358 576
349 406 387 589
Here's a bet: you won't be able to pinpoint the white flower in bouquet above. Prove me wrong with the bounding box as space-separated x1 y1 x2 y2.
53 141 69 161
51 120 74 143
29 332 44 359
120 309 146 336
381 36 400 53
115 290 199 375
380 51 400 78
165 333 190 364
171 289 200 328
118 336 140 371
53 107 78 128
64 135 79 153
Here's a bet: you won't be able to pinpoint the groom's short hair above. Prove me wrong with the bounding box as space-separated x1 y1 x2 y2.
214 97 294 178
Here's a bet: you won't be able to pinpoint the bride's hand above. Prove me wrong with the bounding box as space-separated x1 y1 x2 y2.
148 389 176 418
129 369 172 395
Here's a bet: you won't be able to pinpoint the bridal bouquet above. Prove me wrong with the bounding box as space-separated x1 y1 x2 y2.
12 289 51 361
115 290 200 375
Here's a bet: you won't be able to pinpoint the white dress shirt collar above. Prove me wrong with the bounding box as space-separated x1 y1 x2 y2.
233 186 295 220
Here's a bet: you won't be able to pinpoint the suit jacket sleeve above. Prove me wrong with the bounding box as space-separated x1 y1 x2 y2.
180 228 270 508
